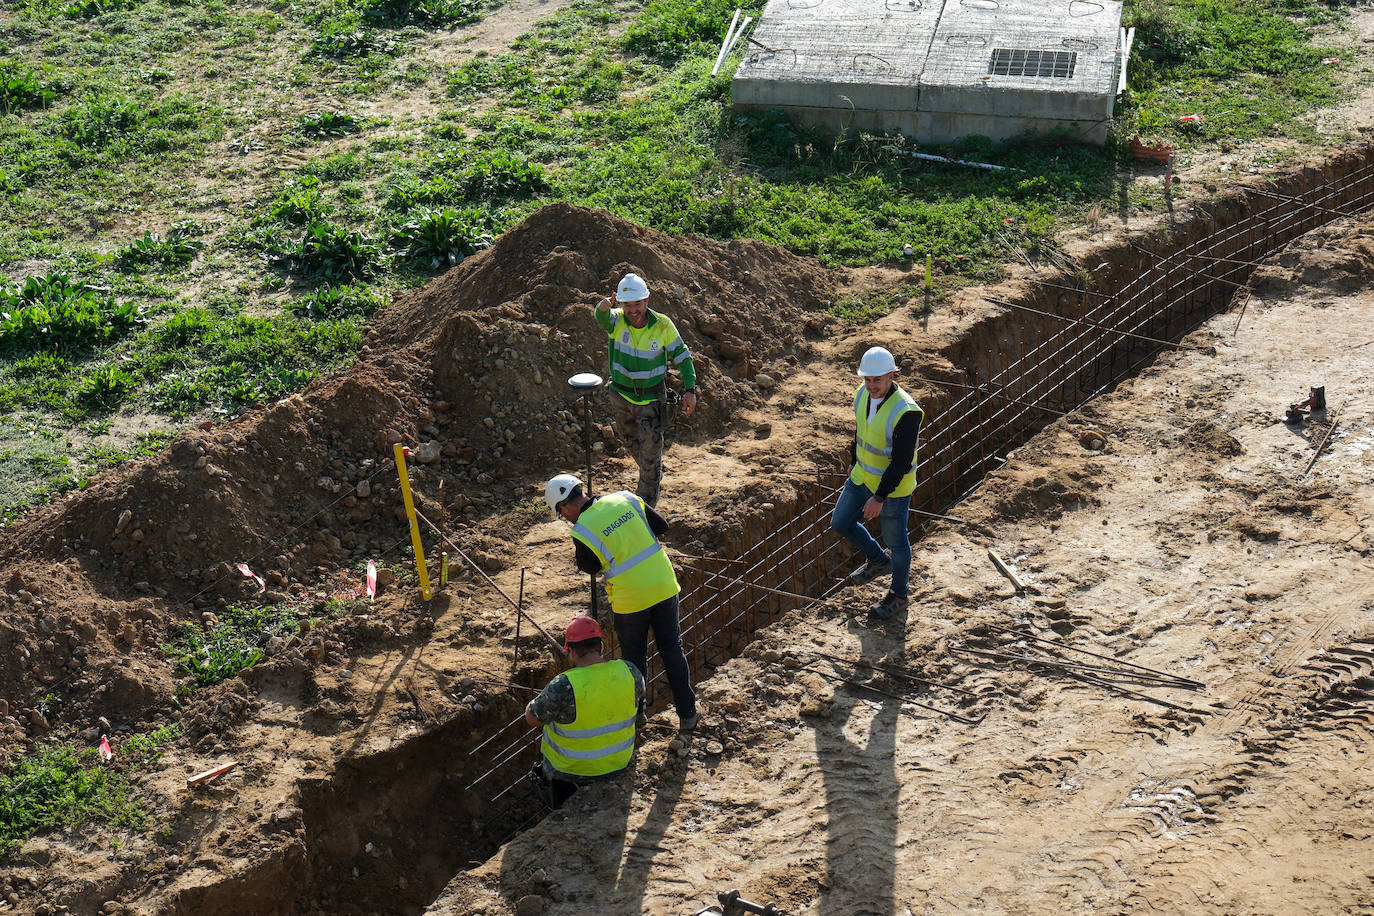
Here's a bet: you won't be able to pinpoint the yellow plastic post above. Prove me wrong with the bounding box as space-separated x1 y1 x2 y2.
393 443 435 600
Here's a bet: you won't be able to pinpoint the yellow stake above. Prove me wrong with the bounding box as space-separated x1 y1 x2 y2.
393 443 435 600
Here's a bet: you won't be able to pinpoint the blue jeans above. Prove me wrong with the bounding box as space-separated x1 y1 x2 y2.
830 477 912 598
613 594 696 720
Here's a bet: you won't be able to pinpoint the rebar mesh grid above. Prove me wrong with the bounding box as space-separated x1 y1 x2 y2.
457 148 1374 844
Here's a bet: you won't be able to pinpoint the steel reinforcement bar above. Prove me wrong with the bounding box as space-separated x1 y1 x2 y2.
461 144 1374 836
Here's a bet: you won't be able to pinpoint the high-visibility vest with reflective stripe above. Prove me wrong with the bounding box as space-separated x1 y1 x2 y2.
595 308 695 404
540 660 638 778
571 491 679 614
849 384 922 498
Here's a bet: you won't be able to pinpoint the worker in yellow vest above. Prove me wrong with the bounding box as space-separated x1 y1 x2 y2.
545 473 698 730
525 615 645 809
829 346 924 620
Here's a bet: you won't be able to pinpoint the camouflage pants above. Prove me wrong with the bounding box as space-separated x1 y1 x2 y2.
610 393 665 507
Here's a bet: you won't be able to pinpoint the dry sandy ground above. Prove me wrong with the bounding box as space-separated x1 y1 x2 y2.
429 221 1374 914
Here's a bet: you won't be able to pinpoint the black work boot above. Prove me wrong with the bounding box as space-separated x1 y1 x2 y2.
869 592 908 620
850 553 890 585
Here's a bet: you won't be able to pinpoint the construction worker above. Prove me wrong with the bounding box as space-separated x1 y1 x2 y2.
545 473 698 730
595 272 698 507
830 346 924 620
525 615 645 809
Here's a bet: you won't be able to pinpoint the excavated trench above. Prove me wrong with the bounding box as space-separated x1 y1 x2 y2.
176 143 1374 915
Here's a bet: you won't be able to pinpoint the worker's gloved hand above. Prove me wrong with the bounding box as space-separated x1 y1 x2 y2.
682 390 698 417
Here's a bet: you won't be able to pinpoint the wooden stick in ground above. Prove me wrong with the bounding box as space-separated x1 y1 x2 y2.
1299 406 1341 479
187 761 238 786
987 550 1031 592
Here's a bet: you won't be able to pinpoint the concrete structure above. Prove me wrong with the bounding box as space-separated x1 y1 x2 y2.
731 0 1124 144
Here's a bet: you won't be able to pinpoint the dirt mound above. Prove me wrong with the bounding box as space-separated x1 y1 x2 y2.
0 203 841 736
365 201 841 467
1249 220 1374 295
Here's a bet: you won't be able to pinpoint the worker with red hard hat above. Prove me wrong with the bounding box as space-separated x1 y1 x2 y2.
525 614 645 809
830 345 924 621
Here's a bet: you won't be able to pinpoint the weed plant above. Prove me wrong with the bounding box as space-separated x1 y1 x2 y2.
0 63 58 113
0 722 180 861
116 227 204 270
389 207 494 269
297 110 361 139
165 603 304 686
0 275 144 358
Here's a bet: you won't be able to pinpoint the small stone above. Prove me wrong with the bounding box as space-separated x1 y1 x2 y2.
515 894 547 916
355 480 371 499
676 746 690 758
114 509 132 534
272 807 302 824
668 737 685 751
165 855 181 869
754 373 777 390
705 741 724 755
414 441 441 464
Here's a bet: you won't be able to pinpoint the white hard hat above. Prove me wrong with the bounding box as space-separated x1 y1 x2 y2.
544 474 583 512
857 346 897 377
616 273 650 302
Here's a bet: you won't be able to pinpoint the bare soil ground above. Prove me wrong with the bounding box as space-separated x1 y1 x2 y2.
431 210 1374 915
3 8 1374 916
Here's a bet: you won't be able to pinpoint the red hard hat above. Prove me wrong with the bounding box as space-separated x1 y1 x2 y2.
564 615 603 649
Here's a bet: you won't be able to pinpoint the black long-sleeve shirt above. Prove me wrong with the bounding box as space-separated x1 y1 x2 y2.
849 391 923 499
572 496 670 574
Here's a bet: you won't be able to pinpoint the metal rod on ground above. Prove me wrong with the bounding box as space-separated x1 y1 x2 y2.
954 644 1197 689
807 664 985 724
455 677 541 695
680 559 821 602
813 650 982 698
673 552 748 565
1064 670 1212 715
414 507 563 654
1249 186 1363 223
985 622 1204 689
1300 406 1342 479
983 296 1211 352
907 373 1066 417
910 506 995 537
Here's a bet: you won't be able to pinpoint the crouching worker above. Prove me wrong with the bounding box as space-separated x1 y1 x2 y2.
525 615 645 810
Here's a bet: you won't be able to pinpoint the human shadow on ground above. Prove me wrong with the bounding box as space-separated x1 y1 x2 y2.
810 609 902 914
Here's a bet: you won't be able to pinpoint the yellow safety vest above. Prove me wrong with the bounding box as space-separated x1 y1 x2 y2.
849 384 922 498
540 661 638 777
571 491 679 614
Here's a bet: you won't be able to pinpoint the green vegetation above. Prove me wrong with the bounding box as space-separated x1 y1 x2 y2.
1122 0 1343 144
165 603 304 686
0 724 180 860
0 0 1354 523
